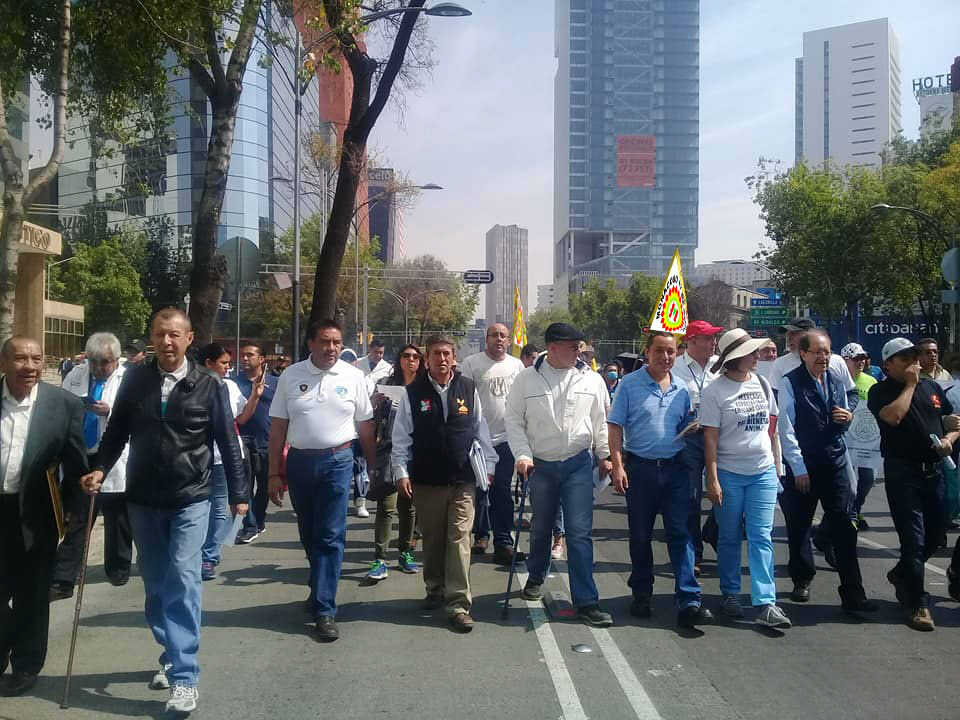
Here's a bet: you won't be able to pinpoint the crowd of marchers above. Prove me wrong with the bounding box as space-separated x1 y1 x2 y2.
3 309 960 716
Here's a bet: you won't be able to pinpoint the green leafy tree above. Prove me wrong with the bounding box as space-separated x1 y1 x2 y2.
58 235 151 342
569 274 660 347
526 306 572 349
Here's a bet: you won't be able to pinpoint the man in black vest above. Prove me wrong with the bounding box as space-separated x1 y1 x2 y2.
392 336 497 633
777 329 875 612
0 336 87 697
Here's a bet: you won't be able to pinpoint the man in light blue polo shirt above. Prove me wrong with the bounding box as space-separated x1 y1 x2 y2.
609 331 713 628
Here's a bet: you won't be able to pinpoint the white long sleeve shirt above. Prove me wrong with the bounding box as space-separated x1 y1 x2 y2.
505 358 610 464
391 375 497 481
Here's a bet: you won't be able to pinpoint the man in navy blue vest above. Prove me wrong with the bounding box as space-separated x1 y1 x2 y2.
392 336 497 633
778 329 876 612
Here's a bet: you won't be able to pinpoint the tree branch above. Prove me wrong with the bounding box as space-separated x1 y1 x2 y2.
188 57 217 100
24 0 70 204
225 0 263 90
0 76 25 192
200 5 228 90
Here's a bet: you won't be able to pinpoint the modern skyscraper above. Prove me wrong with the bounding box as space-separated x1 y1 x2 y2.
536 284 555 311
367 168 399 263
485 224 528 327
795 18 902 169
553 0 699 307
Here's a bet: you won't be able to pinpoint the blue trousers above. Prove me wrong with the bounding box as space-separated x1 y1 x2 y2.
473 443 516 548
715 467 778 606
286 447 353 619
624 453 701 609
128 500 210 687
202 465 232 566
527 450 599 609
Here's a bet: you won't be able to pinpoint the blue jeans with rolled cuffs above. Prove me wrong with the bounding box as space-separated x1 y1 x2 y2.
526 450 599 609
286 446 354 619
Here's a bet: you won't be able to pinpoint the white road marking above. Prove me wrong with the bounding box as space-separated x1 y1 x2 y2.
514 569 589 720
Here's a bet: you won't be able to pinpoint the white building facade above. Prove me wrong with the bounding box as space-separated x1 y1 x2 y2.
795 18 902 169
688 260 772 288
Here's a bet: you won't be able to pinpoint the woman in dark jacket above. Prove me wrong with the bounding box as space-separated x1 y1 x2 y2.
366 345 425 581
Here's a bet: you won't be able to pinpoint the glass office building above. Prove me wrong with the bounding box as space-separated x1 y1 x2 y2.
57 1 320 304
553 0 699 306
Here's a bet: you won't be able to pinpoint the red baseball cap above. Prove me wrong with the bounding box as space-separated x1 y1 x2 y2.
685 320 724 339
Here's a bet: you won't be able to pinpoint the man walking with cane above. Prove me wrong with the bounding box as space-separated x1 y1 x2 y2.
505 323 613 627
0 336 88 697
81 309 247 714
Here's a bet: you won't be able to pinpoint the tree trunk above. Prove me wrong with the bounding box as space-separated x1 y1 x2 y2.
0 194 25 341
188 99 238 345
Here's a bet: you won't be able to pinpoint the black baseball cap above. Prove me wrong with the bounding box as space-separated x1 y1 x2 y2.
124 339 146 354
780 317 815 332
544 322 586 343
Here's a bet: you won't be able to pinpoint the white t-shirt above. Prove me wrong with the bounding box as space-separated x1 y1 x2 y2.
699 373 778 476
269 358 374 449
458 352 524 445
771 352 855 394
213 378 246 466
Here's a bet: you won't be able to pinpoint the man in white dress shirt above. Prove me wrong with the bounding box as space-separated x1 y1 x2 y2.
356 338 393 394
268 319 376 643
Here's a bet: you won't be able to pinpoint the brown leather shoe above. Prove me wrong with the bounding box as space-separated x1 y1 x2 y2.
422 594 445 610
448 613 474 633
493 546 526 566
471 536 488 555
907 607 935 632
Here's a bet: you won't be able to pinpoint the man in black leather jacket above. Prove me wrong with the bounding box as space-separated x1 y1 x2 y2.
82 308 246 715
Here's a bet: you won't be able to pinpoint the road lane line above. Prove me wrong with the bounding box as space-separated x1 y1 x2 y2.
514 569 589 720
586 625 664 720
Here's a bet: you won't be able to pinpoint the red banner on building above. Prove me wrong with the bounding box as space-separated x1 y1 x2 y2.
617 135 656 188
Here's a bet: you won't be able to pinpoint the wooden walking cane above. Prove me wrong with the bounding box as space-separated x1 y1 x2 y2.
60 493 97 709
501 469 530 620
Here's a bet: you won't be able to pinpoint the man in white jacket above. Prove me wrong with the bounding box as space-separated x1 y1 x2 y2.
505 322 614 627
356 339 393 394
51 332 131 597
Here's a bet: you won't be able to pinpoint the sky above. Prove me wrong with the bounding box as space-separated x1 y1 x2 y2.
28 1 960 314
366 0 960 312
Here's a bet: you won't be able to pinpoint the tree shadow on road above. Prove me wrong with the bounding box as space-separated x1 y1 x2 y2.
19 670 169 719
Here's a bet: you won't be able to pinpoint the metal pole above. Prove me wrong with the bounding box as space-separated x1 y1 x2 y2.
404 299 409 345
355 228 360 351
60 494 97 709
292 38 303 362
362 265 369 355
235 237 241 369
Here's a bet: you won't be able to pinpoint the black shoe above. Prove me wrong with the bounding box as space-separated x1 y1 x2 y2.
314 616 339 642
235 527 261 544
422 594 445 610
522 581 543 601
577 605 613 628
790 583 811 603
887 568 908 607
947 566 960 603
49 582 74 602
493 546 526 566
678 605 714 628
0 671 38 697
842 597 879 613
108 571 130 587
629 597 652 619
0 651 8 676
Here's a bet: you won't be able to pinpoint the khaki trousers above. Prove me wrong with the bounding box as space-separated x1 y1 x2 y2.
412 483 475 616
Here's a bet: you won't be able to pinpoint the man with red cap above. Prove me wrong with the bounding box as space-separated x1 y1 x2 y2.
672 320 724 572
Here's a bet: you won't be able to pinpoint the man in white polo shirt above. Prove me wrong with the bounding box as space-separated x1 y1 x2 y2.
267 319 375 643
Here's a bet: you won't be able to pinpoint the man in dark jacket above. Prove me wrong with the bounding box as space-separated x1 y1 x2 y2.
391 336 496 633
0 336 88 697
82 309 246 715
777 329 875 612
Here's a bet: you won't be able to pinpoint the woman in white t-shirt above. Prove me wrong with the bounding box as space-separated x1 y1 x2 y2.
699 329 791 629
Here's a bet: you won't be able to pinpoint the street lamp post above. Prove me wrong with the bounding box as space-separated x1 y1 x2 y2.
368 286 447 344
871 203 959 350
45 256 75 300
281 3 469 359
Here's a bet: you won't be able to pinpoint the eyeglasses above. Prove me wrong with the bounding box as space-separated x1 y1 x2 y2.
802 349 831 357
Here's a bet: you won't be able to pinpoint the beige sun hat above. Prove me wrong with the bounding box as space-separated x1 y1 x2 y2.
710 328 769 373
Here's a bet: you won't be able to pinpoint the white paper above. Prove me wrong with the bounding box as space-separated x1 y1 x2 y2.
375 384 405 402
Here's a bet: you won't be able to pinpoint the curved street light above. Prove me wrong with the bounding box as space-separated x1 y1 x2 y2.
368 286 448 344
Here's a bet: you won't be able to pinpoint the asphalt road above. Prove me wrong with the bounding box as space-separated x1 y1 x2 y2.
4 482 959 720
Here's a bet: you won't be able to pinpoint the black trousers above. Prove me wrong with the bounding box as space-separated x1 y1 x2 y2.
242 445 269 531
781 461 865 603
0 495 57 675
884 459 945 608
52 491 131 584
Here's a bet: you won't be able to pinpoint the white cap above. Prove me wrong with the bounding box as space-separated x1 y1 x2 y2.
881 337 916 363
840 342 867 359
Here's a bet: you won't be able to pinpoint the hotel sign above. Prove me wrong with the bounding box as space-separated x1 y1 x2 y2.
913 74 953 99
17 220 62 255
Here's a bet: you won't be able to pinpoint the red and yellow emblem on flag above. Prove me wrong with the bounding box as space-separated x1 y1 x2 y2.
511 286 527 357
649 250 688 335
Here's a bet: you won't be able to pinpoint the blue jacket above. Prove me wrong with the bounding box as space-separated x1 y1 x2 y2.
779 365 849 475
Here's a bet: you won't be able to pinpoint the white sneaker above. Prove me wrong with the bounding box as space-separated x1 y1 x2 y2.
551 535 565 560
165 683 198 713
149 663 172 690
354 498 369 518
756 604 792 629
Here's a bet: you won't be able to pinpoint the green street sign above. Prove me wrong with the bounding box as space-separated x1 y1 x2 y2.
750 307 788 318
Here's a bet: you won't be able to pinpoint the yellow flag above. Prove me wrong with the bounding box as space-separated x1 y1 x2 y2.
511 286 527 357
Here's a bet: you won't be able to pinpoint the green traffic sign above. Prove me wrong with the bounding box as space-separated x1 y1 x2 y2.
750 307 788 318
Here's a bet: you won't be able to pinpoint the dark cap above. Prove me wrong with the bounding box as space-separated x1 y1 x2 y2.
123 339 146 354
544 322 586 343
780 317 815 332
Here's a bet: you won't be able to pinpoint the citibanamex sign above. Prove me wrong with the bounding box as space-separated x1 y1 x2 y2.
21 224 52 251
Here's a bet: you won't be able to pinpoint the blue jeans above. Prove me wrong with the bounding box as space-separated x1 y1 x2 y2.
474 443 517 547
715 467 778 606
527 450 599 608
624 453 701 609
683 433 706 559
286 447 353 619
853 466 875 515
128 500 210 687
202 465 231 565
